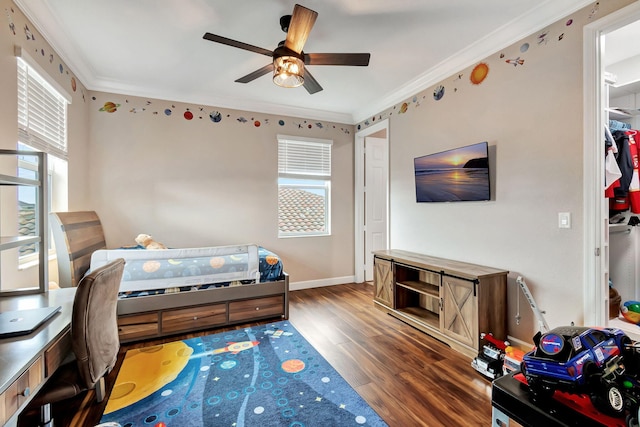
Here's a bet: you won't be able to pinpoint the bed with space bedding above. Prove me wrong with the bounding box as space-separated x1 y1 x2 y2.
50 211 289 343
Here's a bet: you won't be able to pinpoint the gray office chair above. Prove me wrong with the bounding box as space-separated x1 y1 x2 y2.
30 258 125 427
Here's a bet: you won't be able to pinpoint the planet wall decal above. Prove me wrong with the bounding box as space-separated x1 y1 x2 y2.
209 111 222 123
99 102 120 113
470 63 489 85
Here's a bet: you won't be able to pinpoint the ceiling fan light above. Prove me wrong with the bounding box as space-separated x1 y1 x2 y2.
273 56 304 88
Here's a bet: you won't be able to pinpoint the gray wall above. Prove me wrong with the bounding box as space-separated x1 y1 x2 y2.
87 92 355 287
356 0 633 343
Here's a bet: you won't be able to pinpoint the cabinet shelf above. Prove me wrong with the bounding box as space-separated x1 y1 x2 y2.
0 174 40 186
397 306 439 329
0 149 48 295
396 280 438 297
0 236 40 251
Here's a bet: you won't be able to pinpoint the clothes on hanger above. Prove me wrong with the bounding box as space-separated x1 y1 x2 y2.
605 124 622 197
610 119 632 131
609 129 640 214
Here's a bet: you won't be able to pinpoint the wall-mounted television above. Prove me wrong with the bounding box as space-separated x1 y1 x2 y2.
414 141 490 203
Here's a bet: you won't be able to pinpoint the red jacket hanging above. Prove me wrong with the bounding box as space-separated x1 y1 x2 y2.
628 130 640 213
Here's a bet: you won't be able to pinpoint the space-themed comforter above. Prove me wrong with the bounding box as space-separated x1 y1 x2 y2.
89 244 284 299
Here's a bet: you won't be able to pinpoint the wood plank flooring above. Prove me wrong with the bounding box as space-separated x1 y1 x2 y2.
19 282 498 426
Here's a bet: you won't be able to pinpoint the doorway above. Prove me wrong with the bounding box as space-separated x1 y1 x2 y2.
584 2 640 334
355 119 389 283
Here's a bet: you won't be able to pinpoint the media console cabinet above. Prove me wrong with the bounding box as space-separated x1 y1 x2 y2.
373 249 508 359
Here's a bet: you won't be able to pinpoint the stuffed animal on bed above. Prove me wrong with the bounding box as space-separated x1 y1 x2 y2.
135 233 168 250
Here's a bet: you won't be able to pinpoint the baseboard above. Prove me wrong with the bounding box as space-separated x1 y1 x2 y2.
506 335 533 351
289 275 355 291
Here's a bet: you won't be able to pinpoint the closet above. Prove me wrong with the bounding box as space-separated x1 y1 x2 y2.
604 20 640 335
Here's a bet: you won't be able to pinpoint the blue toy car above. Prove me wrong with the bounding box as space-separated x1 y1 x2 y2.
521 325 633 409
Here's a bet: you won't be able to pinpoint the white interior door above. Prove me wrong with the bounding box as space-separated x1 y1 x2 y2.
364 136 388 281
355 119 389 283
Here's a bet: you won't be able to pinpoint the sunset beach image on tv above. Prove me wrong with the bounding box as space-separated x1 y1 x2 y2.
414 141 490 203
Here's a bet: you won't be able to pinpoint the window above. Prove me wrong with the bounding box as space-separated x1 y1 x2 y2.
16 53 69 264
278 135 332 237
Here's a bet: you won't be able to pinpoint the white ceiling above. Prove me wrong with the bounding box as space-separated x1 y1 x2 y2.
15 0 596 124
605 20 640 98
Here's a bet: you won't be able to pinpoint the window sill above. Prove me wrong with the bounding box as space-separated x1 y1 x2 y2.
278 233 331 239
18 253 57 271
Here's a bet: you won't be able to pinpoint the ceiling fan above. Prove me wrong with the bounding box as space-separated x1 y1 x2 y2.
202 4 370 94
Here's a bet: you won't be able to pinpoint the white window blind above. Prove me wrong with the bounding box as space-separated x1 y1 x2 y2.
278 137 332 178
17 58 68 160
277 135 332 237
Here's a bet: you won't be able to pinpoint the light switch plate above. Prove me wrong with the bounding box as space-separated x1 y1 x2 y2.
558 212 571 229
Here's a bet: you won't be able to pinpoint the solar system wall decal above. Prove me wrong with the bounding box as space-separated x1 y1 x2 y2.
5 1 604 135
356 2 602 131
5 2 352 134
5 5 86 104
91 95 352 134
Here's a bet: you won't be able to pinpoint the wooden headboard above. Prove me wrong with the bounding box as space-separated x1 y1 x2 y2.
50 211 107 287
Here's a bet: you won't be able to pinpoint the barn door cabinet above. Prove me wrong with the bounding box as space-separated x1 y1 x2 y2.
373 257 393 307
373 250 508 359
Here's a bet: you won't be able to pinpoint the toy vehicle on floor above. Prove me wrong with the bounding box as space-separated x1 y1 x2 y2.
521 326 634 411
472 276 546 380
503 345 526 376
472 332 507 379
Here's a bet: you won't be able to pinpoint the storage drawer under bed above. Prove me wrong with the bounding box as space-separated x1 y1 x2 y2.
161 303 227 335
229 295 285 323
118 312 160 342
117 293 287 342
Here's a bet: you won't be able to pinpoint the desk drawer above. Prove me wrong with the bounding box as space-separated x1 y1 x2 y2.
0 356 44 425
229 296 284 322
162 303 227 335
45 330 71 378
118 313 160 342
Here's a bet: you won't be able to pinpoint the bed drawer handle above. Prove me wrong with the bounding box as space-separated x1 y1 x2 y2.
21 387 30 397
255 307 260 311
193 316 198 320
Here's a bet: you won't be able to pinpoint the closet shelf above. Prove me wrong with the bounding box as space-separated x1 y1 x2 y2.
609 223 632 234
608 107 639 119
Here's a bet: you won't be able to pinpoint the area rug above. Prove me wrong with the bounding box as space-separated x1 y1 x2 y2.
100 321 387 427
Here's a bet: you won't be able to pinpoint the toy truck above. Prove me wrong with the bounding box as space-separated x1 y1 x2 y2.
521 326 634 414
472 332 508 379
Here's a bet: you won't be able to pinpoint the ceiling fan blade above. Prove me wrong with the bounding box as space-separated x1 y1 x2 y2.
305 53 370 66
303 69 323 94
235 63 274 83
203 33 273 57
285 4 318 54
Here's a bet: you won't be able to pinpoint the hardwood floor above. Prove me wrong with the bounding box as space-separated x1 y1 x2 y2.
20 282 497 426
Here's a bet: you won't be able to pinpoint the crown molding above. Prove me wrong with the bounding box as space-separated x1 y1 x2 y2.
352 0 595 123
14 0 95 95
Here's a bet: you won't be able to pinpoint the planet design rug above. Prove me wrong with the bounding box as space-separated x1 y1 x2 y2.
100 321 387 427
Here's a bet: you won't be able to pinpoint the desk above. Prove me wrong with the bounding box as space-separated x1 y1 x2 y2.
0 288 75 426
491 372 626 427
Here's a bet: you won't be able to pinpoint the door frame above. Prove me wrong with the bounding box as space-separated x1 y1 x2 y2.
583 1 640 326
355 119 390 283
